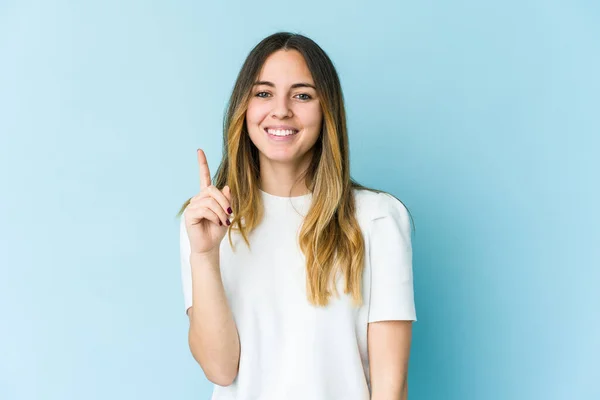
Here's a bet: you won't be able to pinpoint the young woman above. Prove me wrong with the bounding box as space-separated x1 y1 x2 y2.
177 32 416 400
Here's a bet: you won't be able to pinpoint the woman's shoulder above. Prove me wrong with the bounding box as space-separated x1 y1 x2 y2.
352 187 411 227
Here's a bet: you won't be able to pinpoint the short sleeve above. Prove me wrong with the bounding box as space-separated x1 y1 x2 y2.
180 214 193 315
367 193 417 323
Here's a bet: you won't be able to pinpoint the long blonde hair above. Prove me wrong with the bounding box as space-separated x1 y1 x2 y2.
177 32 414 307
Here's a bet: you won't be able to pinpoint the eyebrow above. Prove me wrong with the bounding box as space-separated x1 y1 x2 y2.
253 80 316 90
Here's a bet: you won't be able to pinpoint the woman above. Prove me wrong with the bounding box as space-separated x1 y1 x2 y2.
177 32 416 400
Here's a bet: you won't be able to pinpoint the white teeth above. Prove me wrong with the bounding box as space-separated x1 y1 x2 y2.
266 128 298 136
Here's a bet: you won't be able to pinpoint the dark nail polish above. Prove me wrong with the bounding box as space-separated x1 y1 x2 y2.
219 220 222 226
226 219 231 226
227 207 233 214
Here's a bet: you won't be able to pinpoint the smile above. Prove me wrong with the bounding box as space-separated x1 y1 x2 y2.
265 128 299 137
264 127 299 141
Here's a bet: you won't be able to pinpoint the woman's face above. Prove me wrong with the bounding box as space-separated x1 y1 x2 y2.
246 49 323 166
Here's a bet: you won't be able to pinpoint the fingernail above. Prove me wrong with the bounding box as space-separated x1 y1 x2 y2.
227 207 233 214
226 219 231 226
219 220 222 226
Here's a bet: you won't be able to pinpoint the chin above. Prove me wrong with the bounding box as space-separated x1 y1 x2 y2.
263 152 297 163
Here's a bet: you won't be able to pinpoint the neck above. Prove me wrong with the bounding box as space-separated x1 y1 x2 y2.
258 151 313 197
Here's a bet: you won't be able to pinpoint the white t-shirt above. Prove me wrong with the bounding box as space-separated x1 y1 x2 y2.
180 188 416 400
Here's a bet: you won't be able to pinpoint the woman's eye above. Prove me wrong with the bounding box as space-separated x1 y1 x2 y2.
254 92 312 100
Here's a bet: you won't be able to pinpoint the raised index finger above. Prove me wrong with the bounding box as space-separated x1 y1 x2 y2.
197 149 211 190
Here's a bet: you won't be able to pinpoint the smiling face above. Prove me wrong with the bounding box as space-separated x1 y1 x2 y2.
246 49 323 167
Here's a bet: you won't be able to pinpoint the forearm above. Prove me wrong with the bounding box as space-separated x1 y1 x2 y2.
188 252 240 386
371 377 407 400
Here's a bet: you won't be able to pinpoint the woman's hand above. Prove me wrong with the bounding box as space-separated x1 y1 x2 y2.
183 149 232 256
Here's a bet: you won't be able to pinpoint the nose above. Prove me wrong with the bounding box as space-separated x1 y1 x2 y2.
271 96 292 119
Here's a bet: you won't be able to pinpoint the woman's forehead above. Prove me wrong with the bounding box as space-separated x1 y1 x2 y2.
257 50 314 84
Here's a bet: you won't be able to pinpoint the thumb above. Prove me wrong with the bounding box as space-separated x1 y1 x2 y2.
223 185 231 201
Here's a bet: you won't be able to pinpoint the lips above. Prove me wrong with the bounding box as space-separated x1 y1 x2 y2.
264 126 299 135
265 128 298 134
264 127 300 139
264 125 299 131
263 127 299 141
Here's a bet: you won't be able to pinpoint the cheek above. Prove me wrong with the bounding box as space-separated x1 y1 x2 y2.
246 101 269 126
298 104 323 129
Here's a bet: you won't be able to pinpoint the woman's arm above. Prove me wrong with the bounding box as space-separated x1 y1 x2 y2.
368 320 413 400
187 251 240 386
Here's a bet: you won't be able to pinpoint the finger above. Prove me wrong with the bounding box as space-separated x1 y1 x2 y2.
206 185 233 216
223 185 231 203
220 185 232 213
190 191 210 204
187 205 222 227
197 149 211 190
197 207 223 227
200 196 230 226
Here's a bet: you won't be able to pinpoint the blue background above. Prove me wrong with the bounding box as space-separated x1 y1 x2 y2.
1 1 598 399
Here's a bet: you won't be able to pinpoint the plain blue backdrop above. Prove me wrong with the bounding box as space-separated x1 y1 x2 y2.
1 1 598 399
